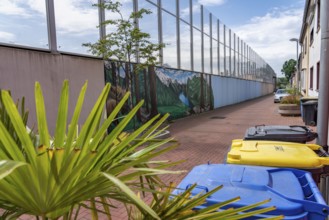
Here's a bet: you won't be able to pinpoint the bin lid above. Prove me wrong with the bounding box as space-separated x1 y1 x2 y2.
247 125 307 136
245 125 317 143
227 140 329 168
302 100 318 105
300 96 318 101
172 164 329 218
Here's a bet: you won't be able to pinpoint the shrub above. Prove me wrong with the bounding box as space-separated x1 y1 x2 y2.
280 95 300 105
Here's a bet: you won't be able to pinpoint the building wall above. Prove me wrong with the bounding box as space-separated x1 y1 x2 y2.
300 25 310 96
211 77 273 108
307 0 321 97
0 46 275 133
0 46 105 133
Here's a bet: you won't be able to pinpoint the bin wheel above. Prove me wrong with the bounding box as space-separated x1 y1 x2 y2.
309 121 316 126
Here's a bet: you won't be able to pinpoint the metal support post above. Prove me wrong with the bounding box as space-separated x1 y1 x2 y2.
229 29 231 76
237 37 240 77
242 42 243 79
317 0 329 149
133 0 139 63
176 0 181 69
210 13 213 74
223 25 226 76
157 0 163 65
217 19 220 75
290 38 300 90
189 0 194 71
201 5 204 73
45 0 58 53
231 33 237 77
98 0 106 40
296 42 299 89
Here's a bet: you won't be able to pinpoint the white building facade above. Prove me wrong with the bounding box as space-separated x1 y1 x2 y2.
300 0 321 97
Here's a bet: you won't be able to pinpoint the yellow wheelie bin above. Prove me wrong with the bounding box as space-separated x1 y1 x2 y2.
226 139 329 183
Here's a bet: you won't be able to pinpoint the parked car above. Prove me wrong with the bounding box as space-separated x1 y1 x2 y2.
274 89 289 103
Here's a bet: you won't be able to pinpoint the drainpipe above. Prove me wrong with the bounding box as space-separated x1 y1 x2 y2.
317 0 329 150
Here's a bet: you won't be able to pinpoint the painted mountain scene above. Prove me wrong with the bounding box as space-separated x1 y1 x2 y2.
155 67 212 119
104 61 214 126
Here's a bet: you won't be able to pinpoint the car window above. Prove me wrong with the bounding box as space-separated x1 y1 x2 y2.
276 89 287 94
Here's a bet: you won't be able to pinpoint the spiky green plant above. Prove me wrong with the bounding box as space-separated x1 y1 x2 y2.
128 183 284 220
0 91 32 150
0 80 180 219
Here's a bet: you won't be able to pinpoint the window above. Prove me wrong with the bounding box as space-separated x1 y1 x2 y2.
317 0 321 31
304 37 307 55
301 69 306 90
310 66 314 89
310 28 314 45
316 62 320 90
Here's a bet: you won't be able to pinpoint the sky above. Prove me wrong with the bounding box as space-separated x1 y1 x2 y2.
0 0 305 77
202 0 305 76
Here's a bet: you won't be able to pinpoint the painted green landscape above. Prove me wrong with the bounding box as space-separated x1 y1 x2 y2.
105 62 214 124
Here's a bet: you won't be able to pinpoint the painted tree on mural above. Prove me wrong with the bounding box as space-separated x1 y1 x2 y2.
84 1 165 120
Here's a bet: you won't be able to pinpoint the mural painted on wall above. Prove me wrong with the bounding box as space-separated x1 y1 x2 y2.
104 61 214 129
104 61 274 130
104 62 163 129
104 62 136 130
155 68 214 119
202 73 214 111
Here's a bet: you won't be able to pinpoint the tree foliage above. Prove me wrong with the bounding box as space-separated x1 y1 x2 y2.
276 77 289 89
281 59 296 82
83 0 165 78
84 1 164 120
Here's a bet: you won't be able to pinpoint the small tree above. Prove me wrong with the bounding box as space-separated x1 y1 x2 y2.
281 59 296 83
276 77 289 89
84 1 164 121
83 0 164 92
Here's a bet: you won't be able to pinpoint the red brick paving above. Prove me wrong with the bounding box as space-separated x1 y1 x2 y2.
19 95 309 219
107 94 308 220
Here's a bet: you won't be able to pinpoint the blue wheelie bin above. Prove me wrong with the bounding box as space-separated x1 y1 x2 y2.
172 164 329 220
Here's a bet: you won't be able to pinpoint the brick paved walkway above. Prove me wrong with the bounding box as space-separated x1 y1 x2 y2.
157 94 306 186
107 94 308 220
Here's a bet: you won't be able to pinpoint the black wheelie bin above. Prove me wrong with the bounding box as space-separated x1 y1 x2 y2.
244 125 317 143
300 97 318 121
302 100 318 126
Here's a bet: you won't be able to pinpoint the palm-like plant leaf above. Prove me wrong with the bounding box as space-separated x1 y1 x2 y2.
0 160 26 179
0 81 179 219
129 183 283 220
35 81 51 148
103 172 160 220
54 80 69 148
